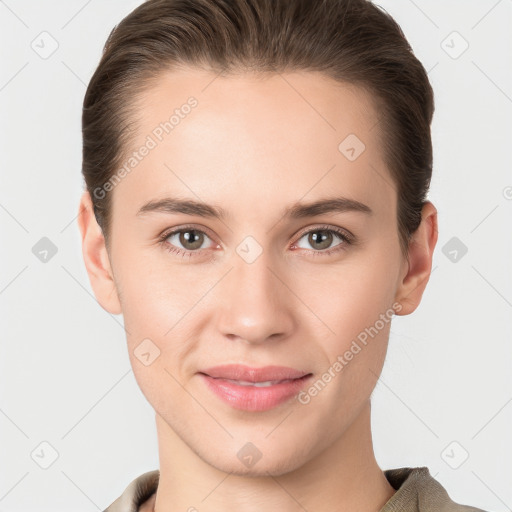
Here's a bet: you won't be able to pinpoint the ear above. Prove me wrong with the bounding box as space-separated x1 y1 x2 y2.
77 190 122 315
394 201 438 316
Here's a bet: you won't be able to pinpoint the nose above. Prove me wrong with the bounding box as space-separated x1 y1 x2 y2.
216 248 295 345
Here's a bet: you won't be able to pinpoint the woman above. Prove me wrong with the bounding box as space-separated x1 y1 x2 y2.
77 0 488 510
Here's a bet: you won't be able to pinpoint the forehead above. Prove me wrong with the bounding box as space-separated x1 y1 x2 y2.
112 67 395 224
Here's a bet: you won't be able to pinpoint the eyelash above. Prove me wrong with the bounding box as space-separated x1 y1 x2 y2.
158 225 355 258
157 224 354 259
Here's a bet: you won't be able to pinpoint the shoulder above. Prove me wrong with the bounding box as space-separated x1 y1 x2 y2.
102 466 489 512
103 470 160 512
381 466 489 512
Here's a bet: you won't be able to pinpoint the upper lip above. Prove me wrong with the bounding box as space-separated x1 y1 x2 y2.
200 364 310 382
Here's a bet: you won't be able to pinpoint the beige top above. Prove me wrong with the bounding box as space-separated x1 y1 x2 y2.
103 466 488 512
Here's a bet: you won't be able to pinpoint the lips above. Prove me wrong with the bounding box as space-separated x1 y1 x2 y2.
200 364 309 382
198 364 313 411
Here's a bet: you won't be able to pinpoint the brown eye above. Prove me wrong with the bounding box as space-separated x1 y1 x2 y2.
293 225 353 255
166 229 207 251
307 230 335 250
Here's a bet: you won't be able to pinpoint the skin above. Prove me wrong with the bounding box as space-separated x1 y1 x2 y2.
78 68 438 511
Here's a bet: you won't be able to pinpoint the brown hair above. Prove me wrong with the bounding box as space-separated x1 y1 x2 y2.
82 0 434 258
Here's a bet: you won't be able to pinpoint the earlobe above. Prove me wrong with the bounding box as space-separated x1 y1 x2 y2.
77 191 122 315
394 201 438 316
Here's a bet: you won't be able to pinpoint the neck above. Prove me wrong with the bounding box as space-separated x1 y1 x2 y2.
147 401 395 512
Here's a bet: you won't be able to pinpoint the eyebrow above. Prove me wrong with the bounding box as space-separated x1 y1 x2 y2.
136 196 373 220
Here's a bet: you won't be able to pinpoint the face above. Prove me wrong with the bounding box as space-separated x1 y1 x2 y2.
83 68 426 476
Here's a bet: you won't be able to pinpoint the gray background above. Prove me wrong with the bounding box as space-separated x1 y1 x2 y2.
1 0 511 510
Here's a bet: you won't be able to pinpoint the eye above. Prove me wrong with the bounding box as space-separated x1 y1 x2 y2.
158 224 355 259
158 225 217 258
292 225 354 256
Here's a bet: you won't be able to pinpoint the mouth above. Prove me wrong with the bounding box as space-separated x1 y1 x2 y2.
199 363 310 382
198 365 313 412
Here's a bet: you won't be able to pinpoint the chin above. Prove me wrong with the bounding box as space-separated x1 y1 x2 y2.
210 459 302 478
200 442 310 478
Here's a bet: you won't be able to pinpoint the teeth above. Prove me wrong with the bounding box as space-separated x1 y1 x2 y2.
225 379 292 387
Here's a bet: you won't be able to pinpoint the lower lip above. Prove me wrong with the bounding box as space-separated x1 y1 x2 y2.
199 374 312 412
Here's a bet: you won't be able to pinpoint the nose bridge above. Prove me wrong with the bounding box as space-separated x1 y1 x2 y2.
216 241 293 344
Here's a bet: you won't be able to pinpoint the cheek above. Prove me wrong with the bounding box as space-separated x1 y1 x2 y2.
292 253 399 348
114 248 204 335
117 258 197 410
293 255 397 423
113 253 218 393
